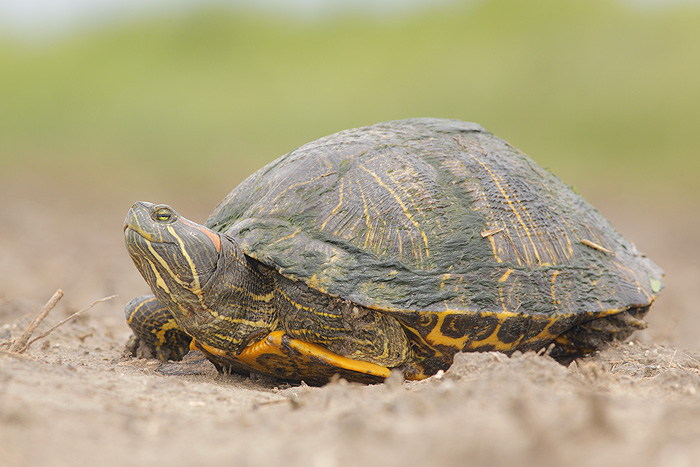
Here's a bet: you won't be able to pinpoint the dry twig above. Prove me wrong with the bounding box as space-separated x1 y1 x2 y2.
481 227 505 238
8 289 64 353
580 239 616 256
21 294 117 353
3 290 117 355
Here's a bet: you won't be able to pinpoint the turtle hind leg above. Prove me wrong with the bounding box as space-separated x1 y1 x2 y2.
125 295 191 361
549 305 650 363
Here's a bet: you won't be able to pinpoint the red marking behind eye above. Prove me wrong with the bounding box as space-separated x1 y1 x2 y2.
181 219 221 252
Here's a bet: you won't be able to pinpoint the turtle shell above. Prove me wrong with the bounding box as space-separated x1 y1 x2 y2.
206 118 662 352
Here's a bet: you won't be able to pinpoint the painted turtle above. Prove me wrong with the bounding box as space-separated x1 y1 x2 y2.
124 118 663 384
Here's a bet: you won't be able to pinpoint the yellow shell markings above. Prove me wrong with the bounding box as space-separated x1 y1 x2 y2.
357 181 392 254
502 180 560 267
555 216 581 259
581 223 609 251
493 159 572 267
542 226 574 264
317 183 366 244
358 162 431 261
437 151 532 267
354 173 405 257
272 229 301 245
320 178 345 231
550 269 561 307
422 310 514 352
610 259 654 303
453 139 572 267
260 170 338 217
467 151 544 266
438 273 452 290
422 312 463 350
497 268 515 313
380 152 445 224
442 154 508 264
357 185 374 250
422 296 631 354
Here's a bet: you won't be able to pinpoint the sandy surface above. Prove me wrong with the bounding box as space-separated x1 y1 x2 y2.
1 175 699 467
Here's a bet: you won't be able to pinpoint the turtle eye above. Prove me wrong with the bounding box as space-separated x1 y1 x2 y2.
152 207 174 223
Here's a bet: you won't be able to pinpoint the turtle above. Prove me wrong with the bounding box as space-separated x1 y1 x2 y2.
124 118 663 384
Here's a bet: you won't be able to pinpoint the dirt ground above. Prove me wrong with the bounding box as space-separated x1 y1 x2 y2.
1 174 699 467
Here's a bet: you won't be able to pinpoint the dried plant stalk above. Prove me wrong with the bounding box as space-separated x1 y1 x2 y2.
8 289 64 353
20 294 117 352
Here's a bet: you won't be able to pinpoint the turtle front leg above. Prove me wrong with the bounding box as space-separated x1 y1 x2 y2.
192 331 392 385
125 295 192 361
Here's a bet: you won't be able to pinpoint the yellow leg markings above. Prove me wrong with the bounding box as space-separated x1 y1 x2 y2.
153 319 181 345
321 178 345 231
277 288 340 319
207 308 275 329
127 297 157 325
468 153 543 266
252 291 275 303
359 164 430 259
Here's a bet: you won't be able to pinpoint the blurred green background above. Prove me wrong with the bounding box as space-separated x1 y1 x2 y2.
1 0 698 201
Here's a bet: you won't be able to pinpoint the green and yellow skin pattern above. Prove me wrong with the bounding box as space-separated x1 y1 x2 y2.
125 203 408 384
124 118 664 384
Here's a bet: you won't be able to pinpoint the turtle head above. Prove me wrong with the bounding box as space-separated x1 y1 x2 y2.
125 201 277 353
124 202 222 312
